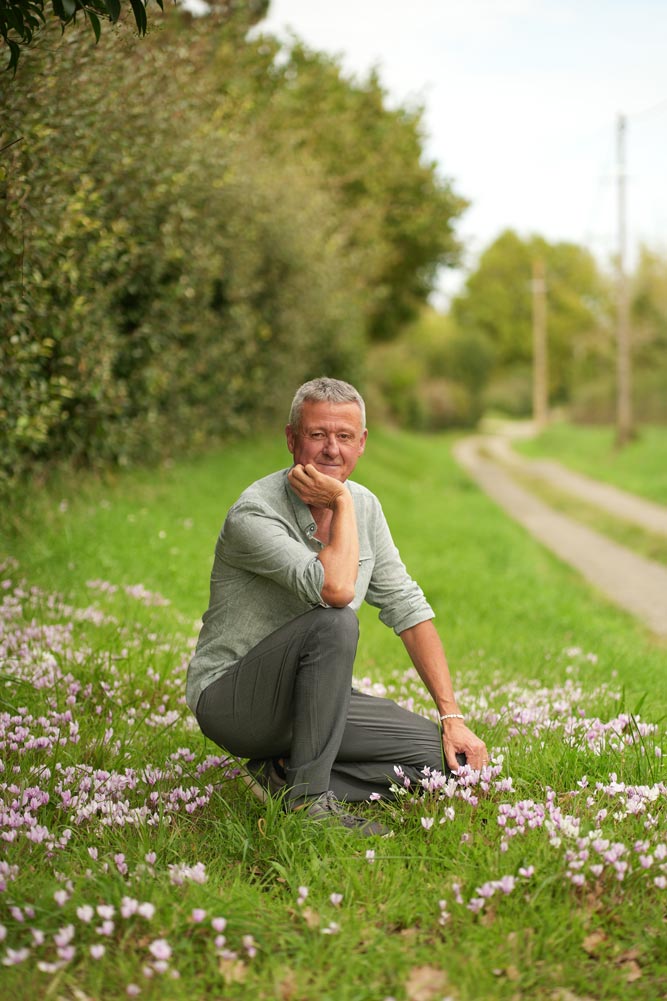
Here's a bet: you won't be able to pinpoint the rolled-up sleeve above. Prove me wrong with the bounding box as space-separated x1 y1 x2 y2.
363 498 434 634
222 501 325 606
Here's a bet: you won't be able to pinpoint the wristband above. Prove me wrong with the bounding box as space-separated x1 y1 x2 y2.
439 713 464 722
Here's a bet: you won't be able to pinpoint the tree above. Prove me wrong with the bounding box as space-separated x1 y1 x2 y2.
232 39 468 340
0 0 267 72
451 230 608 411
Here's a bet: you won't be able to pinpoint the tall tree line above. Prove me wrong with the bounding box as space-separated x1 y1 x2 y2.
0 6 465 494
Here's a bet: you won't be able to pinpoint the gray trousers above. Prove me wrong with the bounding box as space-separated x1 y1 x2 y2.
195 606 444 803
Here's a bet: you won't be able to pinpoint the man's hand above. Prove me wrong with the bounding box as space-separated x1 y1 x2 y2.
288 463 346 510
441 717 488 772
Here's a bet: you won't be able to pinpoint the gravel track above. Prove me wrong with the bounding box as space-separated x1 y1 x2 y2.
453 435 667 638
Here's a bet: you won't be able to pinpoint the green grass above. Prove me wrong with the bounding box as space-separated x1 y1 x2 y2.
1 428 667 1000
515 422 667 505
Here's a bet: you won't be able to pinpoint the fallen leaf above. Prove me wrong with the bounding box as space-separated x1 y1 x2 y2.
276 966 298 1000
616 948 641 964
582 930 607 956
405 964 448 1001
218 958 246 985
300 906 320 929
550 990 597 1001
621 959 643 983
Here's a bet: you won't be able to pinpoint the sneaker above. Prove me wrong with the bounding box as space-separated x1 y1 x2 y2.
291 790 390 837
241 758 287 803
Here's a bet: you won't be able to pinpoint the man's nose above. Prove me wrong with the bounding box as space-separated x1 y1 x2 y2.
322 434 340 455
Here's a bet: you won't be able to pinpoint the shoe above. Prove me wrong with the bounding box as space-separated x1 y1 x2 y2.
291 790 390 837
241 758 287 803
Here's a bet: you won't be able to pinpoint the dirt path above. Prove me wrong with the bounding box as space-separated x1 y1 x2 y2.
453 435 667 638
481 435 667 537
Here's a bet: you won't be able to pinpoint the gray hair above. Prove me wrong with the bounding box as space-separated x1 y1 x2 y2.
288 377 366 430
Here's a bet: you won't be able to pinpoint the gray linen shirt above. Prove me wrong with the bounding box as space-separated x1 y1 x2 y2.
185 468 434 712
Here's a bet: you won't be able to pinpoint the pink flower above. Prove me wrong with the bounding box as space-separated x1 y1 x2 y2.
90 944 106 959
126 985 141 997
76 905 94 923
191 909 207 923
121 898 139 919
211 918 227 933
148 939 171 962
421 817 434 831
329 893 343 907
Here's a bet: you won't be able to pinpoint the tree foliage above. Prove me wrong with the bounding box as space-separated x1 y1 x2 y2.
451 229 609 411
0 8 465 492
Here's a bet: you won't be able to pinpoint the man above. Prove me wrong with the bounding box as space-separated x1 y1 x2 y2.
187 377 487 834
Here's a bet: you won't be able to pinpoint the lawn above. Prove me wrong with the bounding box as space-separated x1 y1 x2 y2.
1 428 666 1000
514 422 667 505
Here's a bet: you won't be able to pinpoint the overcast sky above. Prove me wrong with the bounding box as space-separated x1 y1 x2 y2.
256 0 667 297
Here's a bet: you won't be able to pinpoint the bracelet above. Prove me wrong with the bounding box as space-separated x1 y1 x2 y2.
439 713 464 722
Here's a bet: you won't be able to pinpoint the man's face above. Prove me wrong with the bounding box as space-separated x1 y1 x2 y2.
286 400 367 483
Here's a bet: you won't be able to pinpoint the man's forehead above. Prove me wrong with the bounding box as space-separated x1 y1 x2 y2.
300 401 364 427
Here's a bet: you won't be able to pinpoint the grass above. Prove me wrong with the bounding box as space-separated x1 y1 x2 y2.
1 427 667 1000
514 422 667 505
489 461 667 568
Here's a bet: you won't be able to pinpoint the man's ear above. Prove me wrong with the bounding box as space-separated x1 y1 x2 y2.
285 424 295 455
358 429 368 454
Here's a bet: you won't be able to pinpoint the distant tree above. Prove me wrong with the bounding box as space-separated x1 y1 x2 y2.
451 229 608 405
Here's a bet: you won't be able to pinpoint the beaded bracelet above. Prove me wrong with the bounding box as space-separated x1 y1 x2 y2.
439 713 465 722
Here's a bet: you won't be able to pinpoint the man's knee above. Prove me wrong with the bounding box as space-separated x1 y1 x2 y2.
307 605 359 650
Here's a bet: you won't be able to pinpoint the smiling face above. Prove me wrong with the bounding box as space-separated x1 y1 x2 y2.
285 400 368 483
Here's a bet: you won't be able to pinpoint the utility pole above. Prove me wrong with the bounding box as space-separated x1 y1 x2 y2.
615 112 633 446
531 257 548 431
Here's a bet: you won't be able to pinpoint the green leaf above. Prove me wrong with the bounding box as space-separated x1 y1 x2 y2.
128 0 147 35
103 0 121 22
87 8 101 42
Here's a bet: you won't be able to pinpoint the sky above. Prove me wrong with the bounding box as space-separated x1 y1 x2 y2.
253 0 667 299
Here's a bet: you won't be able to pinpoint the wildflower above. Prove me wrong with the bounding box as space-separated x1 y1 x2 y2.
54 925 75 948
121 898 139 919
3 947 30 965
211 917 227 933
321 922 340 935
148 939 172 962
365 849 375 863
90 944 106 959
53 889 69 907
137 903 155 920
126 985 141 996
421 817 434 831
296 886 308 906
243 935 257 957
191 909 207 923
76 905 94 923
329 893 343 907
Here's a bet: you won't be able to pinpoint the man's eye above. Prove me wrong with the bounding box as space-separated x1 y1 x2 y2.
309 432 326 440
337 434 353 442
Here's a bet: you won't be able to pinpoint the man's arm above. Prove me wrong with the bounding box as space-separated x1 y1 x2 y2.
288 463 359 607
400 619 488 771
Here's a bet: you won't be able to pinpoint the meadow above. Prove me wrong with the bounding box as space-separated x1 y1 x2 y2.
515 423 667 505
1 427 666 1000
